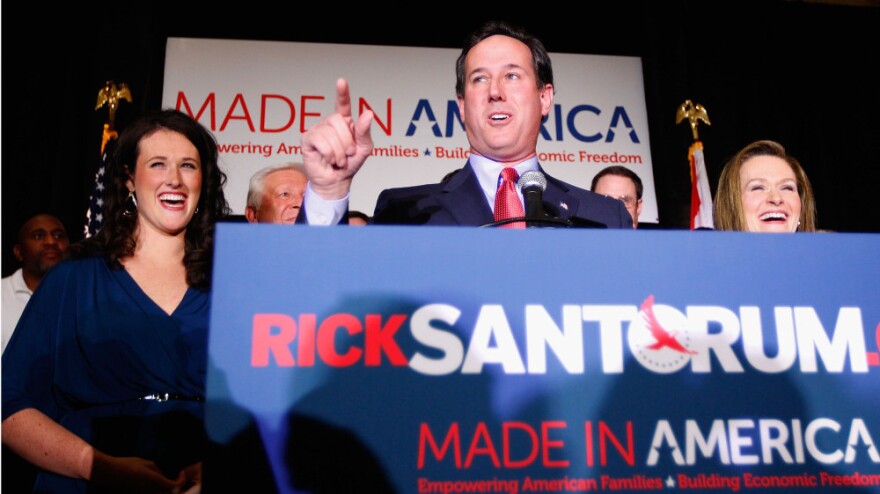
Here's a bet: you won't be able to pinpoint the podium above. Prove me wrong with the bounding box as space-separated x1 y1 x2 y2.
205 225 880 493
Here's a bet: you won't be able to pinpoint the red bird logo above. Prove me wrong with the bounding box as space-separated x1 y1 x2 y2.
640 295 697 355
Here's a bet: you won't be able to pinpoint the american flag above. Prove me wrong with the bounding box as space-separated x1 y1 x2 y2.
688 141 714 230
84 125 118 238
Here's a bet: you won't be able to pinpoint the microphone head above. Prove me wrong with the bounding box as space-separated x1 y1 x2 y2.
517 170 547 192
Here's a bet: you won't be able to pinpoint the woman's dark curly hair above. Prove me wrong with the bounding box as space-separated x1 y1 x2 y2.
70 109 232 290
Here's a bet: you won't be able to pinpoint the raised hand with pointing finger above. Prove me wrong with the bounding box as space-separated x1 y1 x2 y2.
301 78 373 200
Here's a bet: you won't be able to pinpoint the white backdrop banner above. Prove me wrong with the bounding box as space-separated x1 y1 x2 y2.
163 38 658 223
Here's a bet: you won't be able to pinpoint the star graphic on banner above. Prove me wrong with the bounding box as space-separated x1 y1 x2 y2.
665 475 675 488
423 148 431 156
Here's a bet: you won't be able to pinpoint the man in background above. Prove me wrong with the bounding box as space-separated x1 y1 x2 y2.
348 210 371 226
2 213 69 352
591 165 643 229
245 163 308 224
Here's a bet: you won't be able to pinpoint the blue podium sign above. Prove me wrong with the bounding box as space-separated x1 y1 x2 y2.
206 224 880 493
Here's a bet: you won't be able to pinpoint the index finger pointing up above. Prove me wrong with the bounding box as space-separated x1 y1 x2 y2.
335 78 352 120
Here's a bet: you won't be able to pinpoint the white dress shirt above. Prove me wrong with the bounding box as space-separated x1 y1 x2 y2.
2 268 33 353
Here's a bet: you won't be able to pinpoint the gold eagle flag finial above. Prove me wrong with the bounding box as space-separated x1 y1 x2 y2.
95 81 132 153
675 99 710 141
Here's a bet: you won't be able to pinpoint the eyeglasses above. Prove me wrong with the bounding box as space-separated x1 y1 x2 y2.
615 195 639 207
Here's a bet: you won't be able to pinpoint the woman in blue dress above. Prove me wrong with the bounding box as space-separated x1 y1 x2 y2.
2 109 231 493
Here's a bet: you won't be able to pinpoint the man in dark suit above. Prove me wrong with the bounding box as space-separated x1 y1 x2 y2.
298 20 632 229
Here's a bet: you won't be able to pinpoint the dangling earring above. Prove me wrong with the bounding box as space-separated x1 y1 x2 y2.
123 190 138 216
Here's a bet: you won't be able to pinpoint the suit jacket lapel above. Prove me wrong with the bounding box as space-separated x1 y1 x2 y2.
428 162 582 226
436 162 494 226
539 166 580 221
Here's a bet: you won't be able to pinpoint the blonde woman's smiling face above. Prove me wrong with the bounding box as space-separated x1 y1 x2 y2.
739 156 800 233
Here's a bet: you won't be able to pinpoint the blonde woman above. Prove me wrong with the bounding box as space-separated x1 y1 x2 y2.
714 140 817 232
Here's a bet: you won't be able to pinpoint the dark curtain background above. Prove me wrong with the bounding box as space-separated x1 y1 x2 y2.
3 1 879 276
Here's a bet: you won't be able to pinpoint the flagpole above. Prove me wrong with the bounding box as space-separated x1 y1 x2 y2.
675 100 714 230
85 81 132 238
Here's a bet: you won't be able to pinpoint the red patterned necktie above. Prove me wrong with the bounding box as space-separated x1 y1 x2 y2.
494 167 525 229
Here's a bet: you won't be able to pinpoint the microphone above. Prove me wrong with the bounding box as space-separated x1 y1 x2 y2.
517 170 547 223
